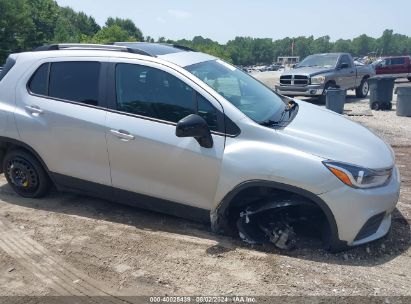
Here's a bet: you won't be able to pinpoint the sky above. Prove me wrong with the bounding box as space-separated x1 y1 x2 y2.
55 0 411 43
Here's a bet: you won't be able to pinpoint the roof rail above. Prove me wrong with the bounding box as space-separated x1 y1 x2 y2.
33 44 153 57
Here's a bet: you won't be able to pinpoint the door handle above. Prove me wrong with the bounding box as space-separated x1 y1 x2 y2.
25 105 43 114
110 129 135 141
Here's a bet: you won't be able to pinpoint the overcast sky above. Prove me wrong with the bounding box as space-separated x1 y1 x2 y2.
55 0 411 43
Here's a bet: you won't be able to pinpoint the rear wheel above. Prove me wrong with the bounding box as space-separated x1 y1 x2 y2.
408 77 411 82
356 78 369 98
2 150 51 198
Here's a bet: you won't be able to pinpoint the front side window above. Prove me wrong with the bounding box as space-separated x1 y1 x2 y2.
49 62 100 106
185 60 285 123
116 64 196 123
339 55 351 67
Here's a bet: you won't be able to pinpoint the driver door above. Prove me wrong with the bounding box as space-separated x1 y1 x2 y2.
105 60 225 210
336 55 356 89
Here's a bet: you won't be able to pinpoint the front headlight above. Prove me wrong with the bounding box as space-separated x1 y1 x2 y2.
323 161 392 189
311 75 325 84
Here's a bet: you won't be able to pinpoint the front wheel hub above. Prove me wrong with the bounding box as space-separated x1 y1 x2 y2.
6 159 39 191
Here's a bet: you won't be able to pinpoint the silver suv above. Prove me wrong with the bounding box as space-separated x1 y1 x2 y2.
0 43 400 251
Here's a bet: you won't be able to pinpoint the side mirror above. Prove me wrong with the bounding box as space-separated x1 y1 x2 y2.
338 63 349 69
176 114 213 148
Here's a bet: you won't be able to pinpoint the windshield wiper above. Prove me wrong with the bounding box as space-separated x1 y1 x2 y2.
259 101 297 127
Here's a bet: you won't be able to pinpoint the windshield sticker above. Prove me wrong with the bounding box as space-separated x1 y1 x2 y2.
216 59 236 71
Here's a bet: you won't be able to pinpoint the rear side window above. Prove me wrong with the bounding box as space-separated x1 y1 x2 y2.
0 57 16 82
391 57 405 65
29 63 49 95
49 62 100 106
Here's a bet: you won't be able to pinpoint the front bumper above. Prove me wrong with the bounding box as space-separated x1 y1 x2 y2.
319 166 401 246
275 84 325 96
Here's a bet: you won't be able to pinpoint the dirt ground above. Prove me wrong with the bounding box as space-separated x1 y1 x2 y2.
0 72 410 301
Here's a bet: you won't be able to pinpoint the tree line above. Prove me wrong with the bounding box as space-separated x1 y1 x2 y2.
1 0 411 65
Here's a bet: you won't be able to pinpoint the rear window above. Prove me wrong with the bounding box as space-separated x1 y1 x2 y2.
0 57 16 82
27 61 101 106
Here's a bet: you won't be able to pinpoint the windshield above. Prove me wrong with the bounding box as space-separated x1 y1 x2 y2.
185 60 285 123
297 54 339 68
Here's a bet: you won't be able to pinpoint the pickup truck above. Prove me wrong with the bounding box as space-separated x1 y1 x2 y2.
275 53 375 101
373 56 411 81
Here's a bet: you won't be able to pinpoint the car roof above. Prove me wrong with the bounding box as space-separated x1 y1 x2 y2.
114 42 191 56
383 55 410 59
26 43 216 68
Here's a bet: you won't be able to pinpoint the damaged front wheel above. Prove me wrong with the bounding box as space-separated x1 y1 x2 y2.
236 197 326 250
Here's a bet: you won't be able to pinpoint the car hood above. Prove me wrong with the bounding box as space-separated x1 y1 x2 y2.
276 100 394 169
281 67 334 77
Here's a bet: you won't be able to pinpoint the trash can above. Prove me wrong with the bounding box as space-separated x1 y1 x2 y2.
326 86 346 114
368 76 395 110
395 86 411 117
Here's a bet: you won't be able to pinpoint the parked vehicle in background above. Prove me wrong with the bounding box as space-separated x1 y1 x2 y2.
0 43 399 252
373 56 411 81
275 53 375 101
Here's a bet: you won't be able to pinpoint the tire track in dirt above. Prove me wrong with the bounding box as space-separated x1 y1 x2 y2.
0 216 136 303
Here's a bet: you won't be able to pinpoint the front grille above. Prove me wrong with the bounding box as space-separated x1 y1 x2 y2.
280 75 309 86
280 75 292 85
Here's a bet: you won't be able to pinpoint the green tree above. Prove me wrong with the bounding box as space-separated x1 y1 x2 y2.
352 34 374 56
332 39 352 53
25 0 59 48
312 36 332 53
53 7 100 43
91 25 131 44
0 0 34 61
253 38 274 64
106 17 143 41
294 36 314 59
227 37 254 65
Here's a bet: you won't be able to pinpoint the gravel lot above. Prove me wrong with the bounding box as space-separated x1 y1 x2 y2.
0 72 410 301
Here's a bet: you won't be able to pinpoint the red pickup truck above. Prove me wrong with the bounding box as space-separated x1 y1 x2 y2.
373 56 411 81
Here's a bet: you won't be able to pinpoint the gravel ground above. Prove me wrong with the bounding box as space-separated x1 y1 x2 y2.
0 72 410 301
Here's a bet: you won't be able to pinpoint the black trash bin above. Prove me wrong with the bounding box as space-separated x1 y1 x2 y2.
395 86 411 117
325 86 346 114
368 76 395 110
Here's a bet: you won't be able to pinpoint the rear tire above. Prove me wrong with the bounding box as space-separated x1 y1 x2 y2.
2 150 51 198
355 78 369 98
408 77 411 82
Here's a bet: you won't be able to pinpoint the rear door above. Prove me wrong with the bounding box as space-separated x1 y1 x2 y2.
105 59 226 210
15 58 111 186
